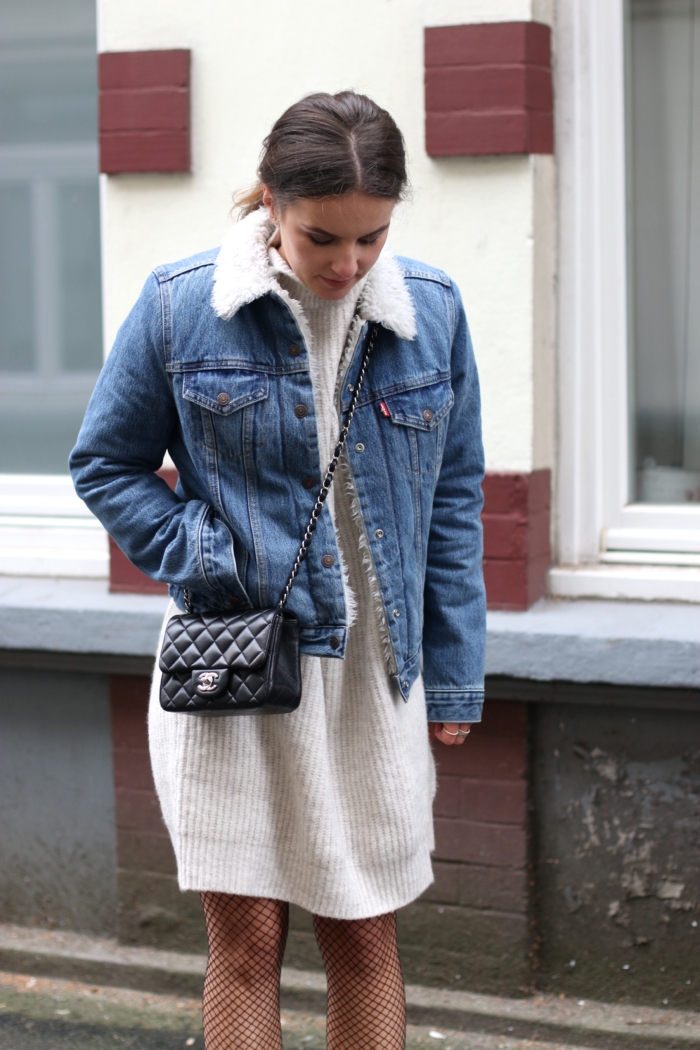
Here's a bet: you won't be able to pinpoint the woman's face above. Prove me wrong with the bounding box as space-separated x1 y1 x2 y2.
262 188 395 301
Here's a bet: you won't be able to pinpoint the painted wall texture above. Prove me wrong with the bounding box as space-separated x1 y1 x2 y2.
0 670 117 935
99 0 556 475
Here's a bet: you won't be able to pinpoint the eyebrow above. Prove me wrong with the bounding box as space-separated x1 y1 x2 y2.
303 223 391 239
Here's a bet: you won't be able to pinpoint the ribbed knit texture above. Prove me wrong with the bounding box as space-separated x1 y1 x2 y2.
148 248 436 920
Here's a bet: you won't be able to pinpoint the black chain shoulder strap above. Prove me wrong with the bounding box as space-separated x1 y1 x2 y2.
277 322 379 609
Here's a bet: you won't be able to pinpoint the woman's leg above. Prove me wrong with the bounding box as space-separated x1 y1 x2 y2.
313 911 406 1050
200 893 289 1050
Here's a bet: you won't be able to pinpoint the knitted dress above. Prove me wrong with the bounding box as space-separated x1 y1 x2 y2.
148 243 436 920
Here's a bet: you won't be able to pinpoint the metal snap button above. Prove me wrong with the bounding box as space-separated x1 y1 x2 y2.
375 528 384 539
329 635 340 650
216 392 230 406
294 404 308 419
422 408 434 422
289 343 301 357
393 608 400 618
302 476 316 489
347 384 354 392
355 442 365 453
321 554 335 568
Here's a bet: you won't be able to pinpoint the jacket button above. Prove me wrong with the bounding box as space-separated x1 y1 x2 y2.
321 554 335 568
355 442 365 453
216 392 230 406
393 608 400 618
227 596 241 608
302 476 316 489
329 635 340 650
294 404 308 419
289 343 301 357
422 408 434 422
375 528 384 539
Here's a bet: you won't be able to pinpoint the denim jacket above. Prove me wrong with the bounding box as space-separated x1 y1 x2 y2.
70 210 486 722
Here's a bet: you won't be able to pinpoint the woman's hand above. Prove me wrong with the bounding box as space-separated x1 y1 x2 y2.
430 722 472 746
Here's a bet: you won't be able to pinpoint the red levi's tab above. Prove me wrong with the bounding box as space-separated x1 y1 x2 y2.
379 401 391 418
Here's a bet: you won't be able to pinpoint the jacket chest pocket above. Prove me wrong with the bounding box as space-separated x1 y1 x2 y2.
382 378 454 475
181 369 269 457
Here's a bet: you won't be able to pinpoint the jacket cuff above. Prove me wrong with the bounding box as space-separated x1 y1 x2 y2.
425 690 484 724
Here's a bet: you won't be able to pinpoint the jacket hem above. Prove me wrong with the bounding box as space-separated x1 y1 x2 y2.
425 691 484 723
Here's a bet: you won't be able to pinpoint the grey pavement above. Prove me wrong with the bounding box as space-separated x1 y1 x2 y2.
0 925 699 1049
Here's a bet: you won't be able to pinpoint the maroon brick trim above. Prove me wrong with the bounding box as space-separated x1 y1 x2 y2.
109 469 177 594
111 675 176 882
99 50 191 173
482 469 551 611
110 469 551 610
429 699 529 911
425 22 553 156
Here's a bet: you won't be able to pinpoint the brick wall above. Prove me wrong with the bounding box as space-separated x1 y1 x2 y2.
429 700 528 908
392 698 532 994
110 675 205 951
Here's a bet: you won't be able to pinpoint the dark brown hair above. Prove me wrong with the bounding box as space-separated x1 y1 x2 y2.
235 91 408 215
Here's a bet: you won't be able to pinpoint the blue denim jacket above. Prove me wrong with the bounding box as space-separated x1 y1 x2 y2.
70 211 486 722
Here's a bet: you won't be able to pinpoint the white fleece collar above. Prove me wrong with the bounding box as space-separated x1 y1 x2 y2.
211 207 417 341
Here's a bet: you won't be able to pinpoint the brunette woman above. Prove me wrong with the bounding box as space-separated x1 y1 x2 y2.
71 91 486 1050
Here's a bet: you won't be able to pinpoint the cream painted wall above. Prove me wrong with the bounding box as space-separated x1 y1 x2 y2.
99 0 556 473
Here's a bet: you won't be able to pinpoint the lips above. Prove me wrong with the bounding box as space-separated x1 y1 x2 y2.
319 275 356 289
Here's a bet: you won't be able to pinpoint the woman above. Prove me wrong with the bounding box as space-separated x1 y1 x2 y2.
71 91 486 1050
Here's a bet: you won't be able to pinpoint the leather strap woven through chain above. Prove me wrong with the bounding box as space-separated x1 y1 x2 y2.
277 322 379 610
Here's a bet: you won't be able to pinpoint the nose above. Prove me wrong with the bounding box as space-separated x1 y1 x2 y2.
330 245 359 280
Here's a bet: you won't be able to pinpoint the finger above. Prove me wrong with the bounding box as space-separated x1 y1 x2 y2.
434 724 459 746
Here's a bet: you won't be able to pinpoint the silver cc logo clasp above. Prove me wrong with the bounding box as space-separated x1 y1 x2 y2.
197 671 219 692
192 667 228 697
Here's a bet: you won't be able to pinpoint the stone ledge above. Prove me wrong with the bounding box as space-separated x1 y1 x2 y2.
487 598 700 689
0 577 168 657
2 578 700 690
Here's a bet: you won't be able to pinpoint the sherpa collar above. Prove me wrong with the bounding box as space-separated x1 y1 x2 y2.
211 207 417 341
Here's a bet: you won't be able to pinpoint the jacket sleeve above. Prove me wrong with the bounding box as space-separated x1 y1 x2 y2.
69 273 240 611
422 281 486 724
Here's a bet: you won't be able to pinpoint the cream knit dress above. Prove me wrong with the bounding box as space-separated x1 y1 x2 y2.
148 246 436 920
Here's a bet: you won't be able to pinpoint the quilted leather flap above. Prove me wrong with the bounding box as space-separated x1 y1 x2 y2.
159 608 278 673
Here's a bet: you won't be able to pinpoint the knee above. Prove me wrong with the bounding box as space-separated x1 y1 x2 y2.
316 916 396 979
202 895 287 981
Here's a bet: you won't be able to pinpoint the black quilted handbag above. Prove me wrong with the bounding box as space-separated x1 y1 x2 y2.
158 323 378 716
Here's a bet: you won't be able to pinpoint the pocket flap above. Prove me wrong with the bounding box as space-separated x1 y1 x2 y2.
182 369 268 415
383 379 454 430
159 607 278 673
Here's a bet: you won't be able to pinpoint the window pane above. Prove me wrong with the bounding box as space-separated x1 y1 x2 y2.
59 181 102 372
0 0 100 474
627 0 700 503
0 183 33 372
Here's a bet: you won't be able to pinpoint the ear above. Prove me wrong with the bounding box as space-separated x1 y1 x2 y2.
261 185 275 219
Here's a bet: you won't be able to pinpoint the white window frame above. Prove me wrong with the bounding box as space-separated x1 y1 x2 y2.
551 0 700 602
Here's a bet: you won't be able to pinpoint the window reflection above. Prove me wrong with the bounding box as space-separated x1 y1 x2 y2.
627 0 700 503
0 0 101 473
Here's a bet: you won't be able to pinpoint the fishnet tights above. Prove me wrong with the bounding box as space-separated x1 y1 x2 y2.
314 912 406 1050
201 894 288 1050
200 894 406 1050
